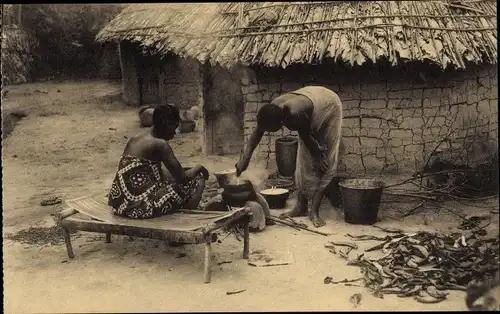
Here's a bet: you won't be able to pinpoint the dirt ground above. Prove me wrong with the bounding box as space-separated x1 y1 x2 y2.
2 81 499 313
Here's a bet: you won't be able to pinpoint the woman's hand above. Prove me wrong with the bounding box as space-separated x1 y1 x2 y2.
318 144 327 152
235 158 249 177
313 144 328 173
199 166 210 180
311 142 327 158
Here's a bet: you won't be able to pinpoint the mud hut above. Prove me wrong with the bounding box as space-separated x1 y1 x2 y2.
97 4 244 156
97 2 498 175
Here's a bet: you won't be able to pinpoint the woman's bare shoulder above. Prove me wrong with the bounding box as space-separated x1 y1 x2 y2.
124 132 167 158
271 93 295 106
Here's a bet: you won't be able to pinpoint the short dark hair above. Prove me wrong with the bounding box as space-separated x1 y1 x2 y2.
257 103 283 132
153 104 180 129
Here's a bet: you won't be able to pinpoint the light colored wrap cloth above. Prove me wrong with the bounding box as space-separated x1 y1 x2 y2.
288 86 343 199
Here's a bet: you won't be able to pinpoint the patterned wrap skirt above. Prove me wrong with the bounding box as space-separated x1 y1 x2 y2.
108 155 202 219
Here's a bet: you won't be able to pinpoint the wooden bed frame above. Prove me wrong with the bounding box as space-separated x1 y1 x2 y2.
53 195 252 283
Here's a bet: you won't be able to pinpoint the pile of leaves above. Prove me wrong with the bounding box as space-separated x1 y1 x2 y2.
5 226 77 246
325 227 499 304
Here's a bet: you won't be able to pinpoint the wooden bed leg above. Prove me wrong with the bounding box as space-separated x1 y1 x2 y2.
62 227 75 259
243 216 250 259
203 239 212 284
105 232 112 243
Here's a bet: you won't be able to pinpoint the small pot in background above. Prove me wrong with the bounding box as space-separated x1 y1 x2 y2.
179 120 196 133
139 106 155 127
275 136 298 178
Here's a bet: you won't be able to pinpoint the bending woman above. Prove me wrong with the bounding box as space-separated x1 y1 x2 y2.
108 104 209 219
235 86 343 228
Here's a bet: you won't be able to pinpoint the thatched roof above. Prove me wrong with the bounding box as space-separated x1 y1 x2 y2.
96 1 497 70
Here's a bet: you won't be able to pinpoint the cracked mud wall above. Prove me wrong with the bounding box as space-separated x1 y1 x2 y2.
157 57 245 156
241 63 498 175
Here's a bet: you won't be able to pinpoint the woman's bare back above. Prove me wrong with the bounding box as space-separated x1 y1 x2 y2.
272 93 314 131
123 132 165 162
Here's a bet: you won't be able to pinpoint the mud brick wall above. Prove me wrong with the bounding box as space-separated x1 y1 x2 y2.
159 56 202 110
118 42 140 106
241 64 498 175
203 64 245 155
242 83 299 169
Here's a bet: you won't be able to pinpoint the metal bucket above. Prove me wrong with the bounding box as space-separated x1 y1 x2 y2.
339 179 384 225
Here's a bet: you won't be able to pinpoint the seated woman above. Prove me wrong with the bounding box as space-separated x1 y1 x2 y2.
108 104 209 219
235 86 343 228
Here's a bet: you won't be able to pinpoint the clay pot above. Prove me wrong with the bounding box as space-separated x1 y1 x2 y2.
265 178 295 190
259 188 290 209
223 179 254 194
222 191 254 208
139 106 155 127
183 111 195 121
222 179 256 207
214 169 237 188
275 136 298 178
179 120 196 133
189 106 200 120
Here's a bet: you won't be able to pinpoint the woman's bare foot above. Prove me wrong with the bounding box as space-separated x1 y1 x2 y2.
308 211 326 228
279 206 307 219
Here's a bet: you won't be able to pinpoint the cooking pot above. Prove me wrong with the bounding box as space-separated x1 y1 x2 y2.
214 169 237 188
223 179 254 194
222 179 256 208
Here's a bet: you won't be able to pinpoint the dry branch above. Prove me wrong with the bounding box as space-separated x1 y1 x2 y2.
214 24 497 38
212 14 497 34
384 192 438 201
268 216 330 236
402 201 426 217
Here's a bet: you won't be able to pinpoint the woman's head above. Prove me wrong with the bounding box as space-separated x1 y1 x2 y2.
153 104 180 140
257 104 284 132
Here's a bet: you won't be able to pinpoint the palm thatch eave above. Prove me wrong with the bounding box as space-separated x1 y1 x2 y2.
96 1 498 70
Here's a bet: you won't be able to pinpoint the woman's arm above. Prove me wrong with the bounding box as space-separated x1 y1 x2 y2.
284 104 323 157
297 127 324 157
159 142 204 183
236 126 265 175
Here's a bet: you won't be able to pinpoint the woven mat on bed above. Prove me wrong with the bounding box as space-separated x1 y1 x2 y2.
65 195 244 232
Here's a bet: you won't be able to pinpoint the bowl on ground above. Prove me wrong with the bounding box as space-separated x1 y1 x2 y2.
259 188 290 209
265 178 295 191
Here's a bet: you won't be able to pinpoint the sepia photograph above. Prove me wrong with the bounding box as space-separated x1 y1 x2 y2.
2 2 498 312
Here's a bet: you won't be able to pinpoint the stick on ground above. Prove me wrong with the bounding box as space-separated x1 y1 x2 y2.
402 201 425 217
268 216 330 236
